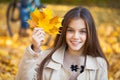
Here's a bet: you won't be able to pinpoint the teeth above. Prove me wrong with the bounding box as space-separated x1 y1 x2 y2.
71 41 80 44
72 42 79 43
72 41 78 42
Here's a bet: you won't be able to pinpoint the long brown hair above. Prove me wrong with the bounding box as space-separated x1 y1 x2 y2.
37 6 108 80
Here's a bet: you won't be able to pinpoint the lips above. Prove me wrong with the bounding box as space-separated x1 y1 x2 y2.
71 41 81 46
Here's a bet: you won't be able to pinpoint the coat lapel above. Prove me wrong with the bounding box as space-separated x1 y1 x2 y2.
51 45 66 64
44 45 71 80
45 45 66 70
77 55 98 80
85 55 98 70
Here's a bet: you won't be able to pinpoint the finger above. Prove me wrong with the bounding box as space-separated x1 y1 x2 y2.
33 28 44 34
33 29 39 35
35 29 46 36
38 37 45 44
35 31 42 36
37 34 45 40
33 32 45 41
40 30 46 36
33 36 44 46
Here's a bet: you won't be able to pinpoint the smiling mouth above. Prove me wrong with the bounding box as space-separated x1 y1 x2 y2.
71 41 81 46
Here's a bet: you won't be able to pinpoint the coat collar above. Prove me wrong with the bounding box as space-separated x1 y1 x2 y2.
51 45 66 64
45 45 98 70
85 55 98 69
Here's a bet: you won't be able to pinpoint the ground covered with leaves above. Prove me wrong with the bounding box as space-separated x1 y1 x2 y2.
0 3 120 80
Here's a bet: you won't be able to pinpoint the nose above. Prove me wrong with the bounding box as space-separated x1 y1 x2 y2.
73 32 79 39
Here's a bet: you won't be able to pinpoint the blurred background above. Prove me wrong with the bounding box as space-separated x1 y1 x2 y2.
0 0 120 80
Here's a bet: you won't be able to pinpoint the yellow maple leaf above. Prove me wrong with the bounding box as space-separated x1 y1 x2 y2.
30 13 38 23
27 19 37 28
42 8 53 19
28 8 62 35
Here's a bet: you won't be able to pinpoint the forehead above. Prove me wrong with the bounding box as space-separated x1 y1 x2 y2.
68 18 86 29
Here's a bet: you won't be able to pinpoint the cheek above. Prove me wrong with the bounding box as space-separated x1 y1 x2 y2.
66 33 69 41
83 35 87 40
66 32 71 38
81 34 87 42
66 33 72 42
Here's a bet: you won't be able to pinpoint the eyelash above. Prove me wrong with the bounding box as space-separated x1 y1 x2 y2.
80 30 87 33
67 29 73 32
67 29 87 34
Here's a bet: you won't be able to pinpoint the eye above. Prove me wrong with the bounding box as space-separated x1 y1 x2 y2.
67 29 74 32
79 30 87 34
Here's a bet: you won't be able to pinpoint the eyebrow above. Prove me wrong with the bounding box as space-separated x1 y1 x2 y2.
67 26 86 30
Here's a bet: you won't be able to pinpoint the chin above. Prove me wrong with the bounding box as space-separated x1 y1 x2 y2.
70 47 82 51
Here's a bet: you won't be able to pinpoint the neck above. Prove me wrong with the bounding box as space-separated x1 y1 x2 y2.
67 48 83 56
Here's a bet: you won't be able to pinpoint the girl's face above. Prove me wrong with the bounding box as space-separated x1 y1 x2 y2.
66 18 87 53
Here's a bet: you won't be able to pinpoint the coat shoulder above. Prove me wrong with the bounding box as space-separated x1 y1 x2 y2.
42 48 53 58
96 57 108 70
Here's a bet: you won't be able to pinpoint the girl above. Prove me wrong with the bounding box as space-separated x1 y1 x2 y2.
16 6 109 80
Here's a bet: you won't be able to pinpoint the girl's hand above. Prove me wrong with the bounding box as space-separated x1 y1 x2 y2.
32 28 46 52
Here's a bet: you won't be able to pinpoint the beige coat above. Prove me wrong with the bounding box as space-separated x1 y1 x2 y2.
16 45 108 80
